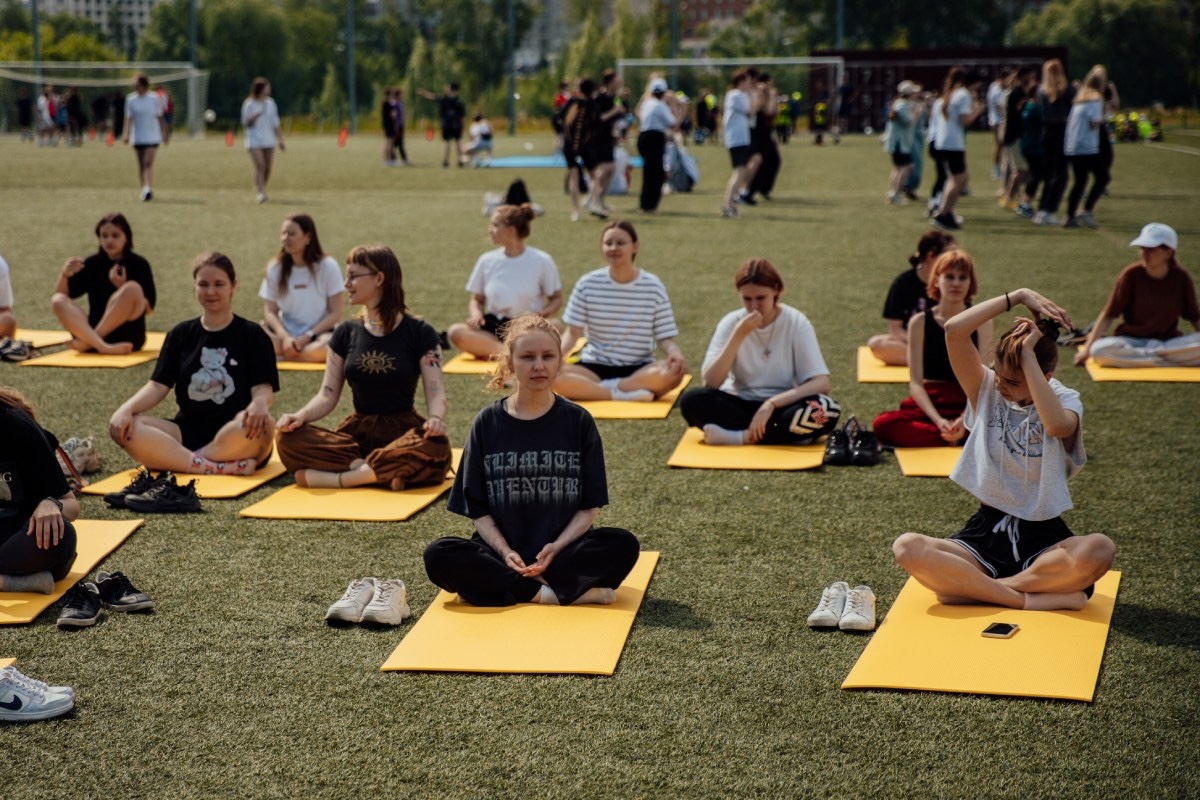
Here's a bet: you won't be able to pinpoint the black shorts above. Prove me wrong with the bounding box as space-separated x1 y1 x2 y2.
950 505 1074 579
442 126 462 141
891 149 914 167
134 144 159 153
941 149 967 175
481 314 510 339
575 361 650 381
728 145 753 168
173 416 227 452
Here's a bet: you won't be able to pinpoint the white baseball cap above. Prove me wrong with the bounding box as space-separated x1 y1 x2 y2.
1129 222 1178 251
650 77 668 94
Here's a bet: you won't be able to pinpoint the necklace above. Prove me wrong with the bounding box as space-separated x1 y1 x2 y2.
751 320 777 357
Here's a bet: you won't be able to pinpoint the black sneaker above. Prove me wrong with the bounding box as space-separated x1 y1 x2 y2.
95 571 155 612
736 191 758 206
823 416 855 466
124 473 202 513
57 582 103 628
0 338 32 362
103 468 163 509
931 213 960 231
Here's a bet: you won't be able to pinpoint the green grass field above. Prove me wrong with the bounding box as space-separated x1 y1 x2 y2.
1 128 1197 798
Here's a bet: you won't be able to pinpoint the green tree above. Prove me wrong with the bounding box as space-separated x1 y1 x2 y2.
0 0 28 34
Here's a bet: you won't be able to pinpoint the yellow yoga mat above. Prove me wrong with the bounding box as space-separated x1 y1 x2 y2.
382 550 659 675
81 453 287 500
276 360 327 372
857 346 910 383
576 374 692 420
894 447 962 477
667 427 825 470
239 449 462 521
842 572 1121 701
1084 360 1200 383
12 329 72 349
0 658 13 668
443 352 499 375
20 331 166 369
0 519 144 625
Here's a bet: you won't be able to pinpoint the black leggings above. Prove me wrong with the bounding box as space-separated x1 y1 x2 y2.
679 388 840 444
1023 151 1044 200
928 143 947 199
0 520 77 580
1038 122 1068 213
424 527 640 607
391 126 408 162
1066 153 1110 217
637 130 667 211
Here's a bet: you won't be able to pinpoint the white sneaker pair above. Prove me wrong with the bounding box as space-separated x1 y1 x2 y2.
806 581 876 631
325 577 411 626
0 665 74 722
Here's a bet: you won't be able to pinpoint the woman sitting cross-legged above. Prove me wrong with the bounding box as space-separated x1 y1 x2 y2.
259 213 345 363
679 258 840 445
552 220 688 402
866 230 956 366
108 252 278 478
0 387 79 595
424 314 640 607
446 203 563 360
276 245 451 490
873 250 993 447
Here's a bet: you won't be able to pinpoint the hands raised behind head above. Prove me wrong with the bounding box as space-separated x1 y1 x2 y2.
1014 289 1073 331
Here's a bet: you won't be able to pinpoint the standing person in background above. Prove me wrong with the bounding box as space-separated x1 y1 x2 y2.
833 75 855 143
930 68 985 232
1033 59 1075 226
558 78 595 222
747 72 781 203
241 78 285 204
1015 70 1045 219
1063 66 1111 229
986 69 1011 181
16 88 33 142
585 70 624 218
552 79 571 154
91 92 110 135
1000 67 1034 211
392 89 410 166
417 83 466 168
635 76 678 214
381 87 398 165
123 74 168 202
721 68 760 219
65 88 86 147
110 90 125 139
37 86 57 146
884 81 920 205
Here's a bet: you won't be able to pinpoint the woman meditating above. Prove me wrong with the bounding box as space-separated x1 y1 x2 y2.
679 258 840 445
446 204 562 360
424 314 640 606
0 387 79 595
276 245 451 490
892 289 1115 609
553 220 688 402
1074 223 1200 368
52 212 156 355
867 231 956 366
873 250 993 447
259 213 345 363
108 252 278 476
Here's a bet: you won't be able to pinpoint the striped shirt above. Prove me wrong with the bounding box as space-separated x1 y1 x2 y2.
563 268 679 366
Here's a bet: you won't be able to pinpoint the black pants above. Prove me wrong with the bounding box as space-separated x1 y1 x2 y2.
751 137 781 198
424 527 640 607
0 520 77 580
391 126 408 162
1066 153 1110 217
637 129 666 211
928 143 948 199
1023 150 1044 200
1038 122 1068 213
679 388 840 445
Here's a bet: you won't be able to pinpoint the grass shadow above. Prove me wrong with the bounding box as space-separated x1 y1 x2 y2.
637 596 712 630
1111 603 1200 651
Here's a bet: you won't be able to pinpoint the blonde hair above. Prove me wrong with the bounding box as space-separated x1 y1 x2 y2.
486 314 561 391
1075 65 1107 104
1042 59 1067 102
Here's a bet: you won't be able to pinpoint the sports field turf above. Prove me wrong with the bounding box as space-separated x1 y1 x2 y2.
1 129 1197 798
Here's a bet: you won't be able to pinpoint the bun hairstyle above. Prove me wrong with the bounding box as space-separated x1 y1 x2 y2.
493 204 537 239
995 318 1060 376
192 251 236 282
910 230 956 268
925 250 978 302
487 313 562 391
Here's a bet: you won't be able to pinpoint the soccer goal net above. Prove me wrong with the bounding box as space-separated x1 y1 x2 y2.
617 56 845 135
0 61 209 138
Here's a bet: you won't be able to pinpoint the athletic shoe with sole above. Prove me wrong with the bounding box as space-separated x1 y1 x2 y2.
57 581 103 628
1078 210 1099 229
1063 216 1082 228
839 585 877 631
931 213 960 231
806 581 849 628
325 577 379 624
0 338 32 362
1014 202 1034 219
103 468 163 509
0 666 74 721
124 474 202 514
95 571 155 612
1033 211 1060 226
360 579 412 626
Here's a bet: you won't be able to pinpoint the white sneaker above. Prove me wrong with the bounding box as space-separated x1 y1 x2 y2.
325 577 378 623
1033 211 1060 226
360 579 411 626
1078 210 1099 229
0 666 74 722
806 581 849 628
839 585 877 631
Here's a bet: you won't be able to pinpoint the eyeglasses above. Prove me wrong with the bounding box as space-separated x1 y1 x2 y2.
345 272 375 281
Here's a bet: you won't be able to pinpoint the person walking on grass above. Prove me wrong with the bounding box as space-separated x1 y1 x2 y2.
417 83 466 167
241 77 285 204
721 68 760 218
1033 59 1074 226
123 75 168 201
930 67 986 232
1062 66 1111 229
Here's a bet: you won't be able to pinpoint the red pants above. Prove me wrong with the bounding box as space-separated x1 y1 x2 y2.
873 382 967 448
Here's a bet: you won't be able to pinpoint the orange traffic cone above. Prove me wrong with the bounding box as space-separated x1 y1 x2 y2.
425 126 435 141
337 127 348 148
225 130 234 147
105 131 114 147
88 127 96 140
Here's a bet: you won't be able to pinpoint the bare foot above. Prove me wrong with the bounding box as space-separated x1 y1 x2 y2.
98 341 134 355
294 469 309 488
66 338 90 352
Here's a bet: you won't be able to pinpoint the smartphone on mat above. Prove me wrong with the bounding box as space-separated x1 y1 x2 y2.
981 622 1019 639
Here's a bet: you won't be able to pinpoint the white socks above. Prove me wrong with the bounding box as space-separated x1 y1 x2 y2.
600 378 653 402
702 424 747 446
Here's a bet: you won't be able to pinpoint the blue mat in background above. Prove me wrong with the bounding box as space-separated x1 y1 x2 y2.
487 154 644 168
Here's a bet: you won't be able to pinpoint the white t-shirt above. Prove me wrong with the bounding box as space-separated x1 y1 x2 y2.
986 80 1004 126
926 98 943 145
563 268 679 366
702 304 829 402
951 370 1085 521
934 87 973 152
125 92 164 145
1064 99 1103 156
258 256 343 337
464 246 561 320
638 97 675 133
241 97 280 149
0 255 12 309
722 88 752 148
